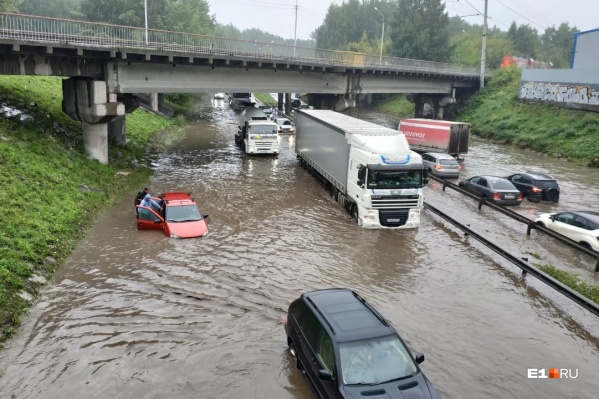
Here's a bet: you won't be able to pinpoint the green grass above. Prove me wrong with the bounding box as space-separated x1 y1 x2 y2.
374 95 414 118
535 264 599 305
254 93 277 106
0 76 182 346
455 67 599 167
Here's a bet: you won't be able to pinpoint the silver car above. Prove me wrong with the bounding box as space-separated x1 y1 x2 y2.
422 152 461 178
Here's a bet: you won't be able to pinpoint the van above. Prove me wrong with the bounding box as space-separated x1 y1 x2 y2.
422 152 461 179
284 288 442 399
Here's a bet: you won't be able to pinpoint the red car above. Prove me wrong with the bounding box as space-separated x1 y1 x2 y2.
136 192 209 238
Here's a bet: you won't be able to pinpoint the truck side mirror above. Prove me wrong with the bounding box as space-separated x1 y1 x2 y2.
357 179 363 187
423 169 429 178
357 166 366 182
423 178 429 185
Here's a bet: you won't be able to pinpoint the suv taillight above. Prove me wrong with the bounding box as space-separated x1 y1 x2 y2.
492 193 501 200
434 165 444 170
531 187 542 193
517 193 523 200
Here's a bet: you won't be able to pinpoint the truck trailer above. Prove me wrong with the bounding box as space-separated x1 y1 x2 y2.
296 109 427 229
399 118 470 159
235 107 279 155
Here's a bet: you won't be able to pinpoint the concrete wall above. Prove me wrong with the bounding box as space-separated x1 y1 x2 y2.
519 69 599 112
572 29 599 69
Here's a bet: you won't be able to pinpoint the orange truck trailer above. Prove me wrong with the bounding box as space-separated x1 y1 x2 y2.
399 118 471 159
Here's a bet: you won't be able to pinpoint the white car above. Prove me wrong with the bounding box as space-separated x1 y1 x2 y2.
273 117 295 134
214 93 226 99
535 211 599 251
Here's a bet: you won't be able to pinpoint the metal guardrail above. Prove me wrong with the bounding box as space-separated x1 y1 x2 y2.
429 174 599 271
424 201 599 317
0 12 480 77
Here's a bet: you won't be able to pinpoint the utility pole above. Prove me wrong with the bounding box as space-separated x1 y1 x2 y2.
293 0 298 57
144 0 149 44
374 7 385 64
480 0 488 90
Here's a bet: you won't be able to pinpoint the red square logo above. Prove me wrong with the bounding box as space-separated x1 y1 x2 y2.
549 368 560 379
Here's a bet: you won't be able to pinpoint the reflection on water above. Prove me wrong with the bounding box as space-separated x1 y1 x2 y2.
0 101 598 399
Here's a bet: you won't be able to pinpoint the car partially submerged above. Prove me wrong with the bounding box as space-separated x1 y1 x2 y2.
135 192 208 238
535 211 599 251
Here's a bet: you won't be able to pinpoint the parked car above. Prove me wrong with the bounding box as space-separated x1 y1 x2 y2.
505 172 560 203
274 117 295 134
422 152 461 178
213 93 226 100
285 288 442 399
135 192 209 238
458 175 523 205
535 211 599 251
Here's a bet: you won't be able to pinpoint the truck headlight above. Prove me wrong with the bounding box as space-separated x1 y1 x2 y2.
408 210 420 220
363 212 377 221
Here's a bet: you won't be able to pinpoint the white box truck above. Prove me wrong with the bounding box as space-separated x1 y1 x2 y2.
235 107 279 155
296 109 428 229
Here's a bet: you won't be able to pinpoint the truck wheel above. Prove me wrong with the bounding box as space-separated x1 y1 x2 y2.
351 205 358 223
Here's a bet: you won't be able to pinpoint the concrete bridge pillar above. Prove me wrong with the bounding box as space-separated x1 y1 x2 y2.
277 93 284 112
284 93 292 115
151 93 159 112
62 78 125 164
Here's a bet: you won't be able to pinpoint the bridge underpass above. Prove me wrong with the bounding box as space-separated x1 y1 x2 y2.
0 12 481 163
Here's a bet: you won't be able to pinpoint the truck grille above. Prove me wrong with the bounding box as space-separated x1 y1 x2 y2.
379 210 409 227
255 141 276 149
371 195 420 209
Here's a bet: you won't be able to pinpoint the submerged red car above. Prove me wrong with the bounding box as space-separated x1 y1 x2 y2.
135 192 209 238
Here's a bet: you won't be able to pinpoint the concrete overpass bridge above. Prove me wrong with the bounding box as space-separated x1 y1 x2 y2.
0 12 481 163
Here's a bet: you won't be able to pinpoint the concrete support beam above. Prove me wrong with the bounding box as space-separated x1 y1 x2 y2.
82 122 109 164
284 93 291 115
151 93 159 112
278 93 284 111
62 78 125 164
108 116 126 145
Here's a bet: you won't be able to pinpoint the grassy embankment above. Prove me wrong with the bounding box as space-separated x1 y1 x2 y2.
374 68 599 306
253 93 277 106
0 76 183 346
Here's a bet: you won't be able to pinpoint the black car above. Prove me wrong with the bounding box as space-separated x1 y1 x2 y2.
284 288 442 399
458 175 523 206
505 172 560 202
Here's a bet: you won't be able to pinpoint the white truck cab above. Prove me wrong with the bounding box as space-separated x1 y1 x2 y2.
235 108 279 155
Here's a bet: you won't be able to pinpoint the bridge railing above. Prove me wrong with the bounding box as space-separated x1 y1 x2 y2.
0 12 479 77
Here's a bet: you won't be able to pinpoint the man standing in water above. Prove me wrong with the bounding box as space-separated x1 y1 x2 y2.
134 187 150 206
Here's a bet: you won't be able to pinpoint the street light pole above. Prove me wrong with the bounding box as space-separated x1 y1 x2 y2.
480 0 488 90
293 0 298 57
374 7 384 64
144 0 148 44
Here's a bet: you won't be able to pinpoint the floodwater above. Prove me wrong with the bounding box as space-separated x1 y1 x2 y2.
1 98 598 399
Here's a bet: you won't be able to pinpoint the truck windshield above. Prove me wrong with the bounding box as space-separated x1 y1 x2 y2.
367 170 422 189
249 124 276 134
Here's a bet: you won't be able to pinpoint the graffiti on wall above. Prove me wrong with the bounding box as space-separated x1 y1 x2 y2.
519 82 599 105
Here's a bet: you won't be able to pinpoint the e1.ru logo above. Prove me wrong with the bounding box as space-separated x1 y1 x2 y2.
528 368 578 379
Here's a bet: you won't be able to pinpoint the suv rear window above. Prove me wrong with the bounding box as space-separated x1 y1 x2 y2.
535 180 558 189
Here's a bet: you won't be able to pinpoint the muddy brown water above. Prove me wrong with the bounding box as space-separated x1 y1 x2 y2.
1 99 598 399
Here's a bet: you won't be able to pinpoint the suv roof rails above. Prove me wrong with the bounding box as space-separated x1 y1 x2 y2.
352 291 390 327
306 296 336 335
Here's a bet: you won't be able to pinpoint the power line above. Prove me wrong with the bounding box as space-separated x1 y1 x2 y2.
495 0 547 30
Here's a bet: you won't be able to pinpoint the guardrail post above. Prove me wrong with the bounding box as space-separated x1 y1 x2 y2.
526 221 536 236
478 197 485 210
442 180 447 192
595 258 599 273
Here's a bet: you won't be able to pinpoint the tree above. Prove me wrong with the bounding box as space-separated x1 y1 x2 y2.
18 0 81 18
0 0 19 12
389 0 451 61
450 31 513 68
540 23 578 68
506 23 541 58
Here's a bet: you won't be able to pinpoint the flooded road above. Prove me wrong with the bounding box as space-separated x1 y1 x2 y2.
1 99 598 399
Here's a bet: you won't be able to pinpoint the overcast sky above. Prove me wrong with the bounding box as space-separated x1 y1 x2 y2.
208 0 598 41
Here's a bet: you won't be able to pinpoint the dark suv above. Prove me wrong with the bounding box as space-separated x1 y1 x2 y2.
505 172 560 203
284 288 442 399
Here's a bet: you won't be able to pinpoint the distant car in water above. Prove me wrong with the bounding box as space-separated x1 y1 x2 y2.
505 172 560 203
458 175 523 205
274 117 295 134
214 93 226 100
535 211 599 251
136 192 209 238
422 152 461 178
259 105 274 119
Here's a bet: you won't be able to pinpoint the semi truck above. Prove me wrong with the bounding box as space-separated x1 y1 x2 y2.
399 118 470 159
229 93 255 111
296 109 428 229
235 107 279 155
